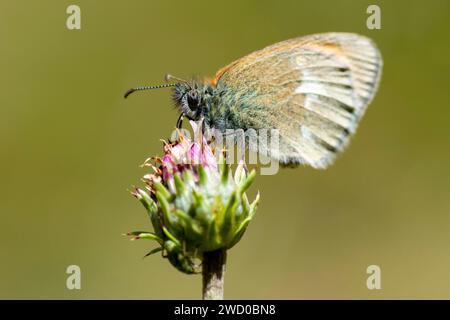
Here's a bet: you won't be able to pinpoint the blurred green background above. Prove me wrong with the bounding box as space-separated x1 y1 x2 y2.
1 0 449 299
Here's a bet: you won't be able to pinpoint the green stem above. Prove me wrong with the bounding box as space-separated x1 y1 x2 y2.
202 249 227 300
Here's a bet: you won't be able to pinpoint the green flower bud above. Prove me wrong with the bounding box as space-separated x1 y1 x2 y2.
127 121 259 274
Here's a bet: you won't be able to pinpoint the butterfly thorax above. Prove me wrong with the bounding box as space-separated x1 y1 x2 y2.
172 81 242 132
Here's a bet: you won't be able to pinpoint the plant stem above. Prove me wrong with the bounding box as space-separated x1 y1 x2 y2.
202 249 227 300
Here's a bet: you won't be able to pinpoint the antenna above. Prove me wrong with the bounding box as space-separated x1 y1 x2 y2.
124 83 178 98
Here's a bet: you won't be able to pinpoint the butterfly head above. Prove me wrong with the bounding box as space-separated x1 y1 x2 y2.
172 81 215 121
124 76 217 123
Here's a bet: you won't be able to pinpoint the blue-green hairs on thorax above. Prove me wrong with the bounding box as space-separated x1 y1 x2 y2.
172 81 251 132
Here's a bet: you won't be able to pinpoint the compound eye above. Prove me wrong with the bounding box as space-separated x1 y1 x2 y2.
187 90 200 108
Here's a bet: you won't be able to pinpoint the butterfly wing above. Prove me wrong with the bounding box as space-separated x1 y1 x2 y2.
213 32 382 169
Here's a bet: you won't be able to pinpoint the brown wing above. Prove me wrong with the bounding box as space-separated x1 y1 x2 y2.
213 32 382 169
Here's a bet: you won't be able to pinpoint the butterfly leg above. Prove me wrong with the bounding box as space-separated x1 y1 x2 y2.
176 113 184 128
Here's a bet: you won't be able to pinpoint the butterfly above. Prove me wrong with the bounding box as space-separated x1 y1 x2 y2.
125 32 382 169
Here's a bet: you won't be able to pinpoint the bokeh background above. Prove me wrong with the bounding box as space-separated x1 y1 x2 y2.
1 0 449 299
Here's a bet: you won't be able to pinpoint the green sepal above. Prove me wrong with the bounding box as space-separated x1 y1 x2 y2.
228 217 251 249
136 189 155 212
239 169 256 195
221 191 238 241
173 173 186 196
191 189 210 226
217 152 229 183
125 231 163 242
156 191 184 239
143 247 163 258
197 165 207 185
136 190 164 238
153 181 171 199
162 226 181 247
228 192 259 249
174 209 203 243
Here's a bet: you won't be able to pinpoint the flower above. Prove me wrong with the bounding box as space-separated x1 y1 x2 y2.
126 121 259 274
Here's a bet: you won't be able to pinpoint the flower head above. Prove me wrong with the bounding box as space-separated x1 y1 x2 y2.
127 121 259 274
